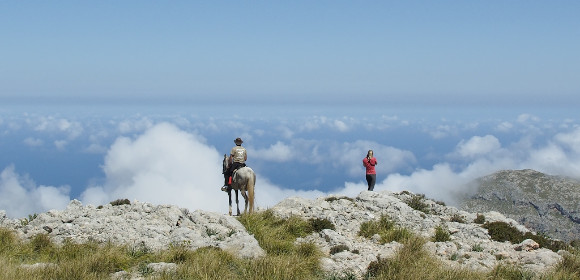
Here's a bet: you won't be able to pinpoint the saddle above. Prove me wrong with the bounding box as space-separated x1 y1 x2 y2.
227 164 246 186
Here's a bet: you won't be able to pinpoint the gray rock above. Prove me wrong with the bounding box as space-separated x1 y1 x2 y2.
2 199 264 260
0 187 569 279
270 190 563 278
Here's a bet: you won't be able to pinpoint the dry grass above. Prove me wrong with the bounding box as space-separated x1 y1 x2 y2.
1 212 580 280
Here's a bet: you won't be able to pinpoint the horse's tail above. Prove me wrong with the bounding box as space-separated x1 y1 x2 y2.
247 171 256 214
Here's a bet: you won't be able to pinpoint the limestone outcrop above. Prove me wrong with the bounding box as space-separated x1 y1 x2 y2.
0 189 569 278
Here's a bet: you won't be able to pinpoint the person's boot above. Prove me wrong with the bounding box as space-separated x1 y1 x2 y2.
221 178 228 192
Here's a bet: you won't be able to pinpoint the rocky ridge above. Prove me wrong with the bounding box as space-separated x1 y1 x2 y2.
460 169 580 243
0 200 265 259
0 190 569 278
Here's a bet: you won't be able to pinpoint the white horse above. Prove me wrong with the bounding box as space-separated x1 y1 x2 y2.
222 155 256 216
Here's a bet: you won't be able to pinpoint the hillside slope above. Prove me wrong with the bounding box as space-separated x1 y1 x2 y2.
460 169 580 243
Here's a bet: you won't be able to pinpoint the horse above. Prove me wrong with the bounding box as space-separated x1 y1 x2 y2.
222 154 256 216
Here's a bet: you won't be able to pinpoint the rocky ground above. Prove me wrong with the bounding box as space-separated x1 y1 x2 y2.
0 190 570 279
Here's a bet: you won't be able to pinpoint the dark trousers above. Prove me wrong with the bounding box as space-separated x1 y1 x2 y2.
224 162 246 186
366 174 376 191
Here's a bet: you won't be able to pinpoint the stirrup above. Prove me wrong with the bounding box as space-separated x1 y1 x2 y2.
221 186 227 192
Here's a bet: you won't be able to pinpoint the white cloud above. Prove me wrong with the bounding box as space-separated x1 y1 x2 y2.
23 137 44 147
0 165 70 218
296 116 354 133
83 143 108 154
253 176 327 210
81 122 228 212
496 121 513 132
333 120 349 132
32 116 83 140
248 141 293 162
379 163 470 203
277 126 295 139
554 127 580 153
523 128 580 176
517 113 540 123
54 140 68 150
117 117 154 134
5 110 580 219
456 135 501 158
428 124 453 139
77 123 338 214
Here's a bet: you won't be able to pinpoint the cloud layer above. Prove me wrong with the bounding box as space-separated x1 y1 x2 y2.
1 108 580 218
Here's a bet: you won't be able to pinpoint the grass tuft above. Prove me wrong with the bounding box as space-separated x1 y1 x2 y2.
405 193 430 214
433 225 451 242
359 215 413 244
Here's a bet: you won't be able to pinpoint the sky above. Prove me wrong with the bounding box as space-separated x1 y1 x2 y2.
1 2 579 218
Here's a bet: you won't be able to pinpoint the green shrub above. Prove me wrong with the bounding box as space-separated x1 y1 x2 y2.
432 225 451 242
324 196 354 203
366 256 390 278
473 213 485 224
308 217 335 232
450 214 466 223
329 244 349 255
110 198 131 206
483 221 566 252
405 194 430 214
483 221 522 243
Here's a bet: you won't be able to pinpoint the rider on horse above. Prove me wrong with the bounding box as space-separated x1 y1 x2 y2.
222 137 247 191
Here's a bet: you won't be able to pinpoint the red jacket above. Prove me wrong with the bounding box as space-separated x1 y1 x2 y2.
363 157 377 174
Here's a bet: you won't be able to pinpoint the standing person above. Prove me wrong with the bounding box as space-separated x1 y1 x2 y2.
222 137 247 191
363 150 377 191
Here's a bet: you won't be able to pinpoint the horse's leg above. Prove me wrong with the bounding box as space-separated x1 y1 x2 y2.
228 187 233 216
235 189 241 216
248 172 256 214
240 190 249 214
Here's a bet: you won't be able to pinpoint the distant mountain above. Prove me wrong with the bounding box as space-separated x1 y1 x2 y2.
460 169 580 243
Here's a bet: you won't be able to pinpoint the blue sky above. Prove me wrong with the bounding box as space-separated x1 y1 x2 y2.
2 1 579 106
1 2 579 218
